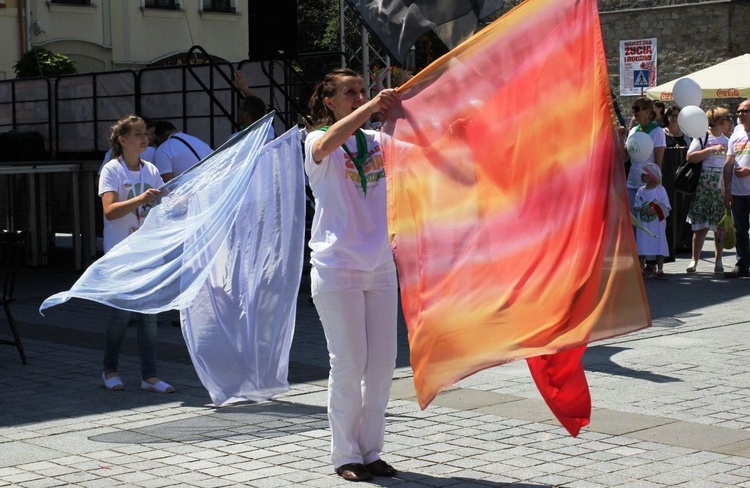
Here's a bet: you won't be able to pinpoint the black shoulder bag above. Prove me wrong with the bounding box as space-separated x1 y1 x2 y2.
171 135 202 162
674 133 709 194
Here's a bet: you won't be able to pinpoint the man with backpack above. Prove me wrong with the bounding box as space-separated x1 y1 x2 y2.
153 120 213 182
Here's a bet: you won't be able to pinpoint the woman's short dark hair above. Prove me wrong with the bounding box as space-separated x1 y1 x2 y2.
663 106 680 126
154 120 177 137
240 96 268 123
633 97 656 121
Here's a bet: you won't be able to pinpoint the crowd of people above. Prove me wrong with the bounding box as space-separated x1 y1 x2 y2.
622 97 750 280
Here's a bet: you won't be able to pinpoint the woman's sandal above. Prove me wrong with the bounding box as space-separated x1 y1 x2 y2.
335 463 373 482
657 271 667 280
141 379 175 393
366 459 397 477
686 261 697 273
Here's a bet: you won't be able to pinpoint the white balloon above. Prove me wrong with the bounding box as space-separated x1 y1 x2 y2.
678 105 709 139
626 131 654 164
673 78 702 108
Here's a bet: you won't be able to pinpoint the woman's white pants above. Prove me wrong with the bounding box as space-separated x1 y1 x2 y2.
311 261 398 468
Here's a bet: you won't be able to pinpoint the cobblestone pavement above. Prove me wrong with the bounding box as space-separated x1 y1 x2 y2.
3 242 750 487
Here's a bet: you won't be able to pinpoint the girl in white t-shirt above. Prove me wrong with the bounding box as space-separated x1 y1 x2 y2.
305 68 399 482
98 115 173 393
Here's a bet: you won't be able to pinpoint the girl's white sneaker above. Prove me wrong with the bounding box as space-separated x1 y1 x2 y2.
102 373 124 390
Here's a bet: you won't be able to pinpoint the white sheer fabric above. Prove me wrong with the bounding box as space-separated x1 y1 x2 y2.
41 116 307 406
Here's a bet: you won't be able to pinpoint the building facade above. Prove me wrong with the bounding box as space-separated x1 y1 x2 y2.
0 0 247 79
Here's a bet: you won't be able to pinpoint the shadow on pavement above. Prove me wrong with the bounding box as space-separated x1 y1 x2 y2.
583 345 681 383
90 400 329 444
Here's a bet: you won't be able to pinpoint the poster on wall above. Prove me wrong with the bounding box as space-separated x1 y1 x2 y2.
619 38 657 96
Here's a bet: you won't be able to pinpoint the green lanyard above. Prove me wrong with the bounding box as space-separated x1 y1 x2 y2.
636 121 659 134
319 126 369 196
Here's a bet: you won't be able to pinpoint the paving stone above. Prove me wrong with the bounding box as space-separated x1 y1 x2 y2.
8 245 750 487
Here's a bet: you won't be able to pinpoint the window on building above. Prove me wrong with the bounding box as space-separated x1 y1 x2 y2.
203 0 234 13
145 0 180 9
50 0 91 5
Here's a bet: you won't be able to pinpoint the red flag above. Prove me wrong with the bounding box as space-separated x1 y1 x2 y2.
527 346 591 437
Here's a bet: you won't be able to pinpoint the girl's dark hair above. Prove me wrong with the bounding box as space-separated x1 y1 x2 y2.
308 68 361 129
654 101 666 126
109 114 144 159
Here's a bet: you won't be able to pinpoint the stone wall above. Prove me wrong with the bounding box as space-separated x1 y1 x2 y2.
496 0 750 113
600 0 750 112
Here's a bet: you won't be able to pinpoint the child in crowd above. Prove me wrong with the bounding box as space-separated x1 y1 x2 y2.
98 114 173 393
634 163 671 279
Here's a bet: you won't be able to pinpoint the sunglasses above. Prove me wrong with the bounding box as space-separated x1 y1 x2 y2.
737 109 750 115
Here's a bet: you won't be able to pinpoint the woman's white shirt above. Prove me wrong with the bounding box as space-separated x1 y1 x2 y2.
304 129 392 271
627 125 666 189
687 133 728 169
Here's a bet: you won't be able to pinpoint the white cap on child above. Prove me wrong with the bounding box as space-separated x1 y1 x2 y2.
641 162 662 182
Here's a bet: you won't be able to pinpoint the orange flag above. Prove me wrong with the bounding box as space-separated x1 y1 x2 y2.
382 0 651 435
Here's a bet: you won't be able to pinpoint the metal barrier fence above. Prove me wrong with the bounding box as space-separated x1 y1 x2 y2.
0 61 283 158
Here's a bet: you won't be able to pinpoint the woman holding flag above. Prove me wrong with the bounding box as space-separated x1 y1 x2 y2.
304 68 399 482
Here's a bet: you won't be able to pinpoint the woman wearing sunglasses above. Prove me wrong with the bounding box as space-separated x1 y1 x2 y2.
624 97 666 212
685 108 734 273
663 106 690 148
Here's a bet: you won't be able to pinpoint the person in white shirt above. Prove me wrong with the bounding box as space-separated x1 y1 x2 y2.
723 99 750 278
229 95 275 143
98 115 173 393
153 120 212 182
685 107 734 273
305 68 399 482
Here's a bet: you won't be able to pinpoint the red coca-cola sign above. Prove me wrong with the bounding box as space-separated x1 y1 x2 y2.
716 88 740 97
660 92 674 100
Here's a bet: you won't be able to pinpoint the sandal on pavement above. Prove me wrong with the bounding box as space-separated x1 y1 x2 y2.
714 263 724 273
686 261 697 273
141 379 175 393
657 271 667 280
335 463 373 482
102 373 124 391
366 459 397 477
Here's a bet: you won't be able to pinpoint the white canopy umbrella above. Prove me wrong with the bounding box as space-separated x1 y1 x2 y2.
646 54 750 101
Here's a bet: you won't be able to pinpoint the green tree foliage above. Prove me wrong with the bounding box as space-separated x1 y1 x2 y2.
14 48 78 79
298 0 340 53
